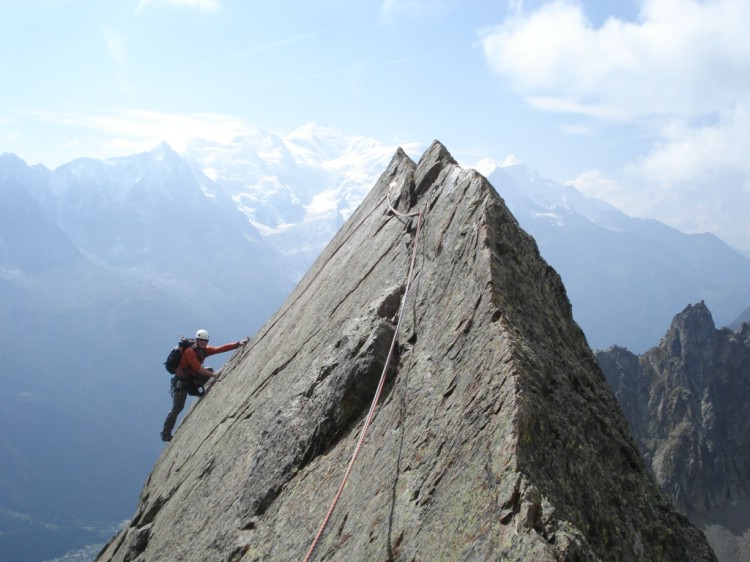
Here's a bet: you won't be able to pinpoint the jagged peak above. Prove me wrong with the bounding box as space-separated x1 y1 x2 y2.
414 140 459 197
682 300 711 315
422 139 456 163
148 141 182 163
391 145 411 162
0 152 28 167
660 301 717 358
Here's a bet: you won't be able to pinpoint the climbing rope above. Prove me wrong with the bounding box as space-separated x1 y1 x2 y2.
301 185 423 562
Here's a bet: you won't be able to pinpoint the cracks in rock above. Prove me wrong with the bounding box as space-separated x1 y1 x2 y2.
497 474 553 548
231 328 326 425
442 379 457 400
336 512 350 542
116 492 173 560
130 495 166 529
238 315 402 527
250 483 285 517
198 458 215 481
433 202 461 258
227 543 250 562
499 475 522 525
126 523 153 561
444 295 483 362
101 529 129 560
246 340 309 400
385 318 420 561
386 530 405 561
377 284 406 321
303 361 339 398
328 238 403 320
305 320 400 462
409 436 448 507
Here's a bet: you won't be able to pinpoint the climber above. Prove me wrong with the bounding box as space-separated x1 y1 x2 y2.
161 329 248 442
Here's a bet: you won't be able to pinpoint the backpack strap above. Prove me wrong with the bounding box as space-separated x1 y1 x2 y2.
193 344 207 364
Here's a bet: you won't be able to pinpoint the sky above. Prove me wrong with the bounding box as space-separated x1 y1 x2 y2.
2 0 749 252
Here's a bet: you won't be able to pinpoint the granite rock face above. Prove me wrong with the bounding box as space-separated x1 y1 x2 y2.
598 302 750 561
97 142 715 561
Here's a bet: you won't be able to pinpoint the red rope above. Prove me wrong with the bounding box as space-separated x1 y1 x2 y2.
301 192 423 562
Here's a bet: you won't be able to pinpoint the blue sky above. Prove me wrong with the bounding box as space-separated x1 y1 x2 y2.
2 0 749 251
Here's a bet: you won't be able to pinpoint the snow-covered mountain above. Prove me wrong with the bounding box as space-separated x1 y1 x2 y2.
0 153 83 272
0 146 288 562
183 124 425 283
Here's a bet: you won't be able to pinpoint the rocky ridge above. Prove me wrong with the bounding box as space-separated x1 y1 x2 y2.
598 302 750 561
96 142 715 561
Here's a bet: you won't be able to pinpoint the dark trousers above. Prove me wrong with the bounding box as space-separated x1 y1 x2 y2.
161 382 189 437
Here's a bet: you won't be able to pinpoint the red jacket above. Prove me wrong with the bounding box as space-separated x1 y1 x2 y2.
176 342 240 377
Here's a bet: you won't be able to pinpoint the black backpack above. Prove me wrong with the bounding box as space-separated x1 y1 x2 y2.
164 338 195 374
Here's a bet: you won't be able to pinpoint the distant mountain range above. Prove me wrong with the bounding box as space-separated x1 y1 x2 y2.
182 124 425 286
1 124 749 560
181 124 750 351
482 163 750 352
0 147 287 562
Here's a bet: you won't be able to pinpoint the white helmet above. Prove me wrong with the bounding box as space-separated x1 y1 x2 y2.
195 329 209 341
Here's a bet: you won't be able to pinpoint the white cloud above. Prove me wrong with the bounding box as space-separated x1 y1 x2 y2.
568 105 750 249
633 104 750 187
625 102 750 246
471 154 521 178
472 157 498 177
45 109 250 155
568 169 624 203
481 0 750 250
481 0 750 121
500 154 521 167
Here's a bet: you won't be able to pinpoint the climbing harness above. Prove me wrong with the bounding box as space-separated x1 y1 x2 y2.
302 185 423 562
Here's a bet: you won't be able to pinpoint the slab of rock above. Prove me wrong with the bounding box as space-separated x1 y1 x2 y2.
97 142 715 561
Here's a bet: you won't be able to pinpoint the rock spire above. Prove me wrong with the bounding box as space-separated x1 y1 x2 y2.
598 302 750 561
97 142 715 561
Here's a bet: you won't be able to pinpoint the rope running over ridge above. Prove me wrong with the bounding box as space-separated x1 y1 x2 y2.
301 186 423 562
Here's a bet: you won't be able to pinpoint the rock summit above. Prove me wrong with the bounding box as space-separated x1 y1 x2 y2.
97 142 715 561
